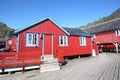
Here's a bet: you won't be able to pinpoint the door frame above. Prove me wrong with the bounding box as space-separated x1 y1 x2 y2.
42 34 54 59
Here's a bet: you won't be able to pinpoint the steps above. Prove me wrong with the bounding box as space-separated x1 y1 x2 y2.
40 55 60 73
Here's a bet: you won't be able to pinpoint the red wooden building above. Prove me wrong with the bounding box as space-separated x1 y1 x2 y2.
14 18 95 62
84 18 120 53
6 36 16 52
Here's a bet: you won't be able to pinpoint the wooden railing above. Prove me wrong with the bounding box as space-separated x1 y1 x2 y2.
0 52 41 73
0 52 16 59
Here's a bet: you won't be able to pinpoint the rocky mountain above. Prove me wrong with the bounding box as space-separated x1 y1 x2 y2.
0 22 14 42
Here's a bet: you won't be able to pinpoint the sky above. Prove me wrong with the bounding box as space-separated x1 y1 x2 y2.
0 0 120 29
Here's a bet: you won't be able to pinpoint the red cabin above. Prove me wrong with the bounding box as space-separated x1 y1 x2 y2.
14 18 95 62
6 36 16 52
84 18 120 53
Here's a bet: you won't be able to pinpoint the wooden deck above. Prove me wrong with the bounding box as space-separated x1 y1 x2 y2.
0 53 120 80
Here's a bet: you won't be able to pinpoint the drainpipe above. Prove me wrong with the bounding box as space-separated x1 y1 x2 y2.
16 34 19 57
91 36 96 57
42 34 44 59
90 37 93 56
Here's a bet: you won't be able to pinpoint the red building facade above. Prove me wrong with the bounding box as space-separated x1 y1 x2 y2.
15 18 95 61
85 18 120 53
6 37 16 52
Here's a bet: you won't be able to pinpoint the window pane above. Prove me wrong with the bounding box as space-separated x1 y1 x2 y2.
28 33 32 44
59 35 68 46
26 33 39 46
83 37 85 45
33 33 37 45
32 33 35 44
118 29 120 35
80 37 86 46
60 36 63 45
80 37 82 45
84 37 86 45
9 40 12 44
66 36 68 46
117 30 119 35
64 36 66 45
116 29 120 36
36 34 39 46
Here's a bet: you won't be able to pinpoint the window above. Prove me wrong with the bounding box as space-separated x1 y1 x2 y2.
8 40 12 44
26 33 39 47
80 37 86 46
59 35 68 46
115 29 120 36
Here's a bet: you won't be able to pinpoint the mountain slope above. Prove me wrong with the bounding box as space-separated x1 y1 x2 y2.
80 8 120 29
0 22 14 41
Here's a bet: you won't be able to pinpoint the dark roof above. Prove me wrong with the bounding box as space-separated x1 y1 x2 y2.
84 18 120 34
63 27 90 36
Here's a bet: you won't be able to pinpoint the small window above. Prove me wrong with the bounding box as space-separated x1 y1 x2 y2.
115 29 120 36
26 33 39 47
59 35 68 46
8 40 12 44
80 37 86 46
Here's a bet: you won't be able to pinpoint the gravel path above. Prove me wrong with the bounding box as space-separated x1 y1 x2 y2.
0 53 120 80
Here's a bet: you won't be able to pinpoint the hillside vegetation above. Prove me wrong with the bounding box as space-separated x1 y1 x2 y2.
0 22 14 41
80 8 120 29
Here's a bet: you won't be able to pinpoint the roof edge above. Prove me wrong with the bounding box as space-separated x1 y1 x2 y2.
14 17 49 34
14 17 70 35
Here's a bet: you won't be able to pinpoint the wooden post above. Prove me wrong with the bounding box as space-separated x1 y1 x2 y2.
22 59 24 73
115 43 118 53
65 57 67 61
2 67 4 73
78 55 81 59
113 42 118 53
118 43 120 53
2 60 4 73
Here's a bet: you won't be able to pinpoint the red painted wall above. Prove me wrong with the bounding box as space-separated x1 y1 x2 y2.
6 37 16 52
95 30 120 43
18 20 66 56
18 20 92 58
58 36 92 56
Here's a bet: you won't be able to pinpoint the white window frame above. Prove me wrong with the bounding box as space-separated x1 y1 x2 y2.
80 36 86 46
59 35 68 46
8 40 12 44
115 29 120 36
26 32 39 47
